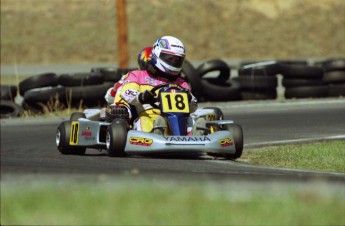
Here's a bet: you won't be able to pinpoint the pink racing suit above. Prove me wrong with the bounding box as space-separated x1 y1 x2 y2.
114 69 198 133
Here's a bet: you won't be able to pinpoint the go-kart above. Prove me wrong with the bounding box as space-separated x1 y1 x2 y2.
56 83 243 159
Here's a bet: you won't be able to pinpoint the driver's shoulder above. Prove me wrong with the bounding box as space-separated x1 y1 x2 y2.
123 70 149 83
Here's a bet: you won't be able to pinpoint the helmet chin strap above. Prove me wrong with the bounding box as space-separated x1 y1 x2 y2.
147 61 179 81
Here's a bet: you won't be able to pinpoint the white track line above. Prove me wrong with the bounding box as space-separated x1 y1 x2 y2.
245 135 345 148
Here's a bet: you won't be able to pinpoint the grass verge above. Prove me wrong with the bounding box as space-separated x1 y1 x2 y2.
1 178 344 225
240 140 345 173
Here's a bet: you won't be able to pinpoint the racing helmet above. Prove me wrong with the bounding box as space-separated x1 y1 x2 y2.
138 46 152 70
151 36 186 78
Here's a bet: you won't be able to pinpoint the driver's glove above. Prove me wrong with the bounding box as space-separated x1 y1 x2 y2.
139 90 155 104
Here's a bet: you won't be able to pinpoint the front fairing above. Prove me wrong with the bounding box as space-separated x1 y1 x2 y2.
165 113 188 136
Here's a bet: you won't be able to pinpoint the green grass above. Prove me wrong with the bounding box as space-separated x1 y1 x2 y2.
1 179 344 225
240 140 345 173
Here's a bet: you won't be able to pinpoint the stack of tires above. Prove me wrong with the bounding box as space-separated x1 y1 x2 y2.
1 85 23 118
196 59 241 102
19 68 134 114
280 62 327 99
234 61 280 100
318 58 345 97
180 60 203 100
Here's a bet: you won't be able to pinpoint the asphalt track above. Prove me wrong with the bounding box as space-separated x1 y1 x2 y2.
1 98 345 182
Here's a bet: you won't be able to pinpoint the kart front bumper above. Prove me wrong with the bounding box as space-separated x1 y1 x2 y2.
124 130 237 154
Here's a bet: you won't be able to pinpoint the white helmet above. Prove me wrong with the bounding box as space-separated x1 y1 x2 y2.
151 36 186 78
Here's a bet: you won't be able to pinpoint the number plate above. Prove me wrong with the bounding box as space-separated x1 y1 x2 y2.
161 92 190 113
70 122 79 145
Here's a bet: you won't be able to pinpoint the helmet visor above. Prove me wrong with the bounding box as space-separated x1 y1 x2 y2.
160 52 185 68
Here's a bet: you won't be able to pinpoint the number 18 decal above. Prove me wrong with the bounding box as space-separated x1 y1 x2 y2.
70 122 79 145
161 92 190 113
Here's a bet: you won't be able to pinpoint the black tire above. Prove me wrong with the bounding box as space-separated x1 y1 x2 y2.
117 68 137 78
240 89 277 100
280 64 324 79
56 121 86 155
90 67 121 82
106 119 128 157
19 73 58 96
200 79 241 101
233 76 278 89
224 123 243 159
1 85 17 101
323 71 345 84
239 61 281 76
181 60 202 99
23 86 67 103
70 112 86 121
285 86 329 99
328 83 345 97
278 60 308 65
202 107 224 120
282 78 324 88
21 101 43 114
57 72 105 87
318 58 345 72
0 100 23 118
197 59 230 81
65 82 113 108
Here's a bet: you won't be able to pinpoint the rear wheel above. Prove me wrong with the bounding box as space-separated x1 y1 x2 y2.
70 112 86 121
224 123 243 159
106 119 128 157
56 121 86 155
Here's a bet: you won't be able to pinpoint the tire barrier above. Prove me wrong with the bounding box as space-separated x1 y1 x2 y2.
328 84 345 97
181 60 203 99
236 61 280 100
200 79 241 102
1 85 23 118
0 100 23 118
279 60 344 99
282 78 324 88
197 59 241 101
233 76 278 100
280 64 324 79
285 86 329 99
1 85 17 101
19 73 58 96
91 67 137 82
8 57 345 116
21 83 114 113
319 59 345 98
57 72 105 87
316 58 345 72
239 61 281 76
197 59 231 81
90 67 121 82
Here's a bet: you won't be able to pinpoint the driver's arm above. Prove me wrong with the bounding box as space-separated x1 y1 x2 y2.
116 82 141 107
116 82 153 106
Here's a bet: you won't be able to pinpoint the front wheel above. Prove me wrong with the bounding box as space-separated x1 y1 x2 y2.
224 123 243 159
56 121 86 155
106 119 128 157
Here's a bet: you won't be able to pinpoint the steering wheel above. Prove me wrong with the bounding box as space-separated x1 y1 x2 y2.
149 83 186 109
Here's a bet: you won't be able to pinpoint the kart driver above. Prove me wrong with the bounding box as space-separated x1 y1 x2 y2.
108 36 205 135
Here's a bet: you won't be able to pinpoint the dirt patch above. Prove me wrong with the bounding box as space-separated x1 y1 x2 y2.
1 0 344 65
